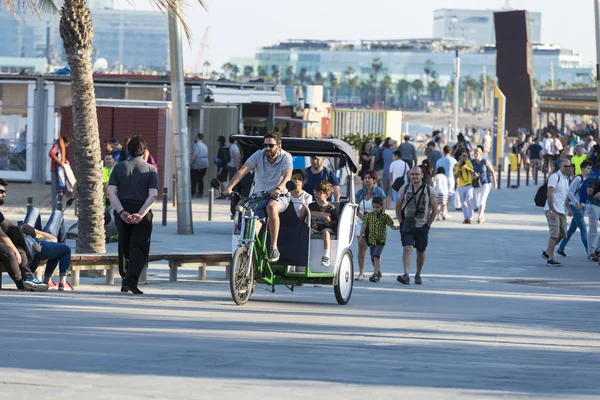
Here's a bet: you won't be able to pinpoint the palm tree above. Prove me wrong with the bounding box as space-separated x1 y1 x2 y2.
380 75 392 109
344 66 355 98
209 70 219 80
230 64 240 80
221 62 234 79
330 77 341 106
423 59 434 86
3 0 205 253
396 79 410 109
298 67 308 85
411 80 424 109
271 65 281 83
202 61 210 78
243 65 254 77
257 65 268 77
348 76 359 105
371 58 383 105
428 80 440 101
314 72 326 85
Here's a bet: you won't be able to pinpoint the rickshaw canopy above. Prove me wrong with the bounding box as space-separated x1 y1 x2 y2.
232 135 358 173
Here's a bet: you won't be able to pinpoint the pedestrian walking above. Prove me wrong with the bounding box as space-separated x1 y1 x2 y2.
359 141 372 179
399 135 417 168
527 136 543 175
395 167 438 285
354 170 386 281
436 145 458 214
434 167 449 220
541 158 572 266
48 135 72 210
107 136 159 294
381 139 398 195
557 160 592 258
471 147 498 224
454 150 475 224
389 151 410 208
228 135 241 181
215 135 230 197
426 141 443 167
190 133 209 198
359 197 399 283
571 145 588 176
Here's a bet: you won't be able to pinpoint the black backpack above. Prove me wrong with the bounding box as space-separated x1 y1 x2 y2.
534 173 560 207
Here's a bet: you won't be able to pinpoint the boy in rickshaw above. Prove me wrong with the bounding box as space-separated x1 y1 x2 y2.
360 196 400 282
301 181 338 267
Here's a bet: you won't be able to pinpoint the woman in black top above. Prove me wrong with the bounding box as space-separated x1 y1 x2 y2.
359 141 372 179
107 136 159 294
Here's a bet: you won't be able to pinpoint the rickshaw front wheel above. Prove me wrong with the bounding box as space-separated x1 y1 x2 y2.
334 249 354 305
230 246 254 306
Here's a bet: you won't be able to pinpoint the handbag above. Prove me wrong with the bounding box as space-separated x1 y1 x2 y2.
472 171 482 188
392 177 405 192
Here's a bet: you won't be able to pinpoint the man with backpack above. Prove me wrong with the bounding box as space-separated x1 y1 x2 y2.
556 160 592 259
541 159 573 266
303 156 340 202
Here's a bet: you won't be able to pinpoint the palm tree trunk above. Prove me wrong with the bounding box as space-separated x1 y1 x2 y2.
60 0 106 253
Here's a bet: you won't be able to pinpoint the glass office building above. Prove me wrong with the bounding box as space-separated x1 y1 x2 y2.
434 9 542 46
232 38 592 88
0 5 169 72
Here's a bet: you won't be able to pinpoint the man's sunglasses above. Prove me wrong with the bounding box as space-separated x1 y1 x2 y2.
263 143 277 148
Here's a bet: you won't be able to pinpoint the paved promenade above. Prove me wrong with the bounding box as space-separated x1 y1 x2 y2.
1 185 600 399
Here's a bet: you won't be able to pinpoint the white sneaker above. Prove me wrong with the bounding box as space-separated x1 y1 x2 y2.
320 256 330 267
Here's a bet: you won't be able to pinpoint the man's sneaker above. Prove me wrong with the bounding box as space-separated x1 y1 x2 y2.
415 275 423 285
47 280 58 290
268 248 280 263
557 249 567 257
541 251 550 260
16 279 25 290
376 271 382 279
369 273 380 283
320 256 330 267
397 274 410 285
23 276 49 292
59 282 74 291
547 259 562 267
589 255 599 262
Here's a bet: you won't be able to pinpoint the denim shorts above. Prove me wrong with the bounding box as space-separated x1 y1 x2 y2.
250 194 290 220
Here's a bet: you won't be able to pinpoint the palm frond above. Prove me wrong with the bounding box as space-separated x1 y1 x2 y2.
148 0 207 42
0 0 60 19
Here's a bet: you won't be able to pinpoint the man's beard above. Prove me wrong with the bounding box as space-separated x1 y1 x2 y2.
0 198 5 205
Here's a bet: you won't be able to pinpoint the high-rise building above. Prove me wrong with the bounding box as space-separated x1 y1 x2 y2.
0 3 169 72
434 8 542 45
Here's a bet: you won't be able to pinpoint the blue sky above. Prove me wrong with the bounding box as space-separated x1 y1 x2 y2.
124 0 597 72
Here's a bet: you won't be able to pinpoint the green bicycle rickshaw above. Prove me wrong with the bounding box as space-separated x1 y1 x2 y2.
211 135 358 306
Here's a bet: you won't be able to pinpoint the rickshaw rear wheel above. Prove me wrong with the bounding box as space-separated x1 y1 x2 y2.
230 246 254 306
334 249 354 305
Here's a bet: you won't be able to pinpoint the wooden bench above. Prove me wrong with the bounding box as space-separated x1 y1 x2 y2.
0 251 232 288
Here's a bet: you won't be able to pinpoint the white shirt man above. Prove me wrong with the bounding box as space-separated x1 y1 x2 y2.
542 160 572 266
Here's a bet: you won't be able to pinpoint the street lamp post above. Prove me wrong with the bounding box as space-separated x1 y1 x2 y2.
595 0 600 127
168 2 193 235
453 50 460 142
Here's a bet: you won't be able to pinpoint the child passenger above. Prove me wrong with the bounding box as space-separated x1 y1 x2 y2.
301 181 338 267
289 169 313 218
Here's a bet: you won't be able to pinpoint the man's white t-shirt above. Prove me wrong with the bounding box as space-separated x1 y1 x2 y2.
389 159 409 182
552 138 563 156
544 170 569 215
